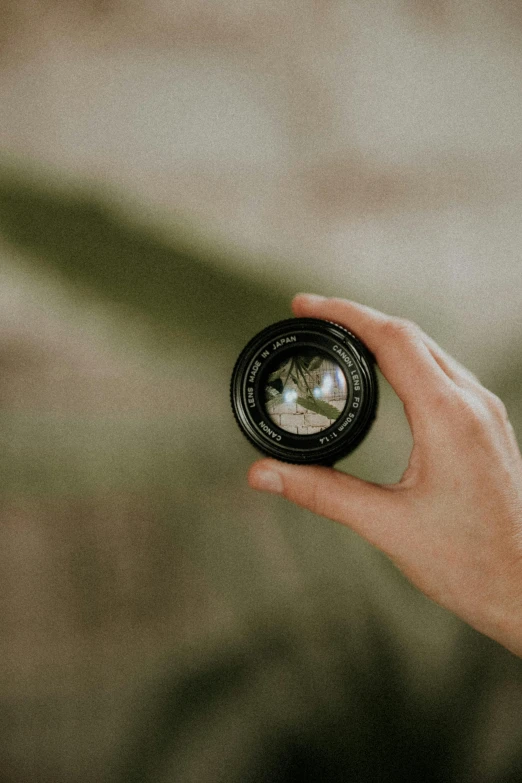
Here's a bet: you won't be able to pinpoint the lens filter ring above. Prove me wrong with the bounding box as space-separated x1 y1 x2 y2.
230 318 378 465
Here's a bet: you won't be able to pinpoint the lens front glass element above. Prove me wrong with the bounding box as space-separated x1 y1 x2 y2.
264 350 348 435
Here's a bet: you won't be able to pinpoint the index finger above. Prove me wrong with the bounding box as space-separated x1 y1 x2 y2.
292 294 455 420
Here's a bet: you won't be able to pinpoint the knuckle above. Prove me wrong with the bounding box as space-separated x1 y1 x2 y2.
451 391 494 433
455 394 481 418
428 390 468 427
381 317 420 343
428 389 453 414
481 389 509 421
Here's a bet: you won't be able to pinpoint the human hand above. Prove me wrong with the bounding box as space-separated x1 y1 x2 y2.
248 294 522 656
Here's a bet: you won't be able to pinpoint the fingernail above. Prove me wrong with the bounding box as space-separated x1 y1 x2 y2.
294 293 326 305
250 468 284 495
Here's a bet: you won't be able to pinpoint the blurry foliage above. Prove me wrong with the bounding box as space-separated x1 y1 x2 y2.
123 613 522 783
0 166 522 782
0 168 291 360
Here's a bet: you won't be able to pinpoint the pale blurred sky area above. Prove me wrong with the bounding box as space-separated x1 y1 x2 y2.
1 3 522 783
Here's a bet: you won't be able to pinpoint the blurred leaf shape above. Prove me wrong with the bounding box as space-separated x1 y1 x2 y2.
0 166 291 357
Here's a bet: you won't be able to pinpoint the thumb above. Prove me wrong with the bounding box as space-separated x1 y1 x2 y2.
247 459 404 555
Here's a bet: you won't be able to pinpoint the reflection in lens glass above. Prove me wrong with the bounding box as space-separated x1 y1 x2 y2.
264 351 348 435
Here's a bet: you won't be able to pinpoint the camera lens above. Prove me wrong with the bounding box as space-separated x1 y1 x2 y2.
230 318 378 465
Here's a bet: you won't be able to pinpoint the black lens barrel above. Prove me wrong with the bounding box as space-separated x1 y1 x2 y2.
230 318 378 465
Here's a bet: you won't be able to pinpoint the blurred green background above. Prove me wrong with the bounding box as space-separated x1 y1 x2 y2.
1 2 522 781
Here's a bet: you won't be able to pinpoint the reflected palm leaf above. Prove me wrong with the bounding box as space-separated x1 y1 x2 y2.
296 396 341 420
266 354 342 420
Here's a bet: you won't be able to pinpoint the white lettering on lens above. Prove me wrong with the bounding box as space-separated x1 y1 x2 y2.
248 360 262 384
272 335 297 350
338 412 355 432
259 421 282 441
247 387 255 408
350 369 361 391
332 344 353 367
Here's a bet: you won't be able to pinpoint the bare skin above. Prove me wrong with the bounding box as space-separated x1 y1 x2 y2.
248 294 522 657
